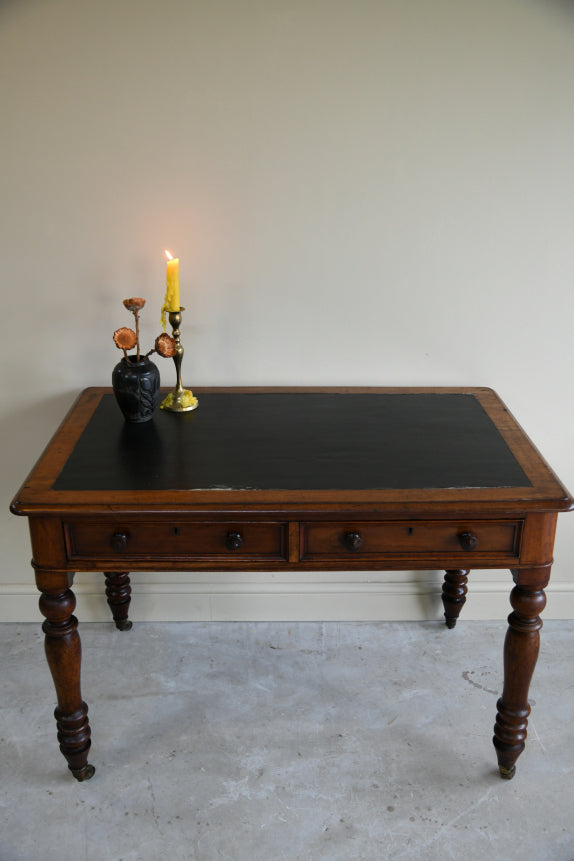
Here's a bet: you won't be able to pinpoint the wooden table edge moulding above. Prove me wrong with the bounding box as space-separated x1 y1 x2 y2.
10 386 574 782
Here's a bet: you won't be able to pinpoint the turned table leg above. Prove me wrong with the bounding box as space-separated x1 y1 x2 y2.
442 569 469 628
493 565 550 780
105 571 133 631
36 568 95 781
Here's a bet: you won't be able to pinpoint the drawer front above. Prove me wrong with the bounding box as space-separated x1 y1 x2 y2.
301 520 522 560
66 521 287 561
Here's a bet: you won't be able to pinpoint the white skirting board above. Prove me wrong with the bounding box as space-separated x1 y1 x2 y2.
2 571 574 623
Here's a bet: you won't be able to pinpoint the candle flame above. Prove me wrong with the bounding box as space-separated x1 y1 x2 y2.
165 249 174 260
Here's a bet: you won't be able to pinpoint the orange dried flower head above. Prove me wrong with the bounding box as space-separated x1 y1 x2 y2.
123 297 146 312
113 327 137 350
155 333 177 358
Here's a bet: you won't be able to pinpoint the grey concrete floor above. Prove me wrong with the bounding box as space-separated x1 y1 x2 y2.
1 620 573 861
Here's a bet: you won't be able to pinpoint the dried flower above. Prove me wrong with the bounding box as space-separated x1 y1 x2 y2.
113 297 175 364
123 297 146 312
121 298 146 359
155 333 177 358
113 327 137 351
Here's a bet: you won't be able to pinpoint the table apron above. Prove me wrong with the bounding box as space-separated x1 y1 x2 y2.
27 511 558 573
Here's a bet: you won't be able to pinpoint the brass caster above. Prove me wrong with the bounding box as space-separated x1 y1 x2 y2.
115 619 132 631
499 765 516 780
71 763 96 782
444 617 457 629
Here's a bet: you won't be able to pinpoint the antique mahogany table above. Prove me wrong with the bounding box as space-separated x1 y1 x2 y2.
10 386 573 782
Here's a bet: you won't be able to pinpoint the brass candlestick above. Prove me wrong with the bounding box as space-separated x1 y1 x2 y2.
160 307 198 412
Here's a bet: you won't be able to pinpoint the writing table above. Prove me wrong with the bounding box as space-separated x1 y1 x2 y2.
10 386 573 781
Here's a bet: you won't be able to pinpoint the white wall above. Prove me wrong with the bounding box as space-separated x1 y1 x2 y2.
2 0 574 622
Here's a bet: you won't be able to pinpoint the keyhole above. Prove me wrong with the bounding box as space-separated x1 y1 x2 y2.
173 527 180 536
407 527 414 535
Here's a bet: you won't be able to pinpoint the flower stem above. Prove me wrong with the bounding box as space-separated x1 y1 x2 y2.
134 310 140 361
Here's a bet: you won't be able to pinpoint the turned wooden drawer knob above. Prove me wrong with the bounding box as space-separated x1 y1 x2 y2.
344 531 363 551
110 532 129 552
225 531 243 551
459 531 478 551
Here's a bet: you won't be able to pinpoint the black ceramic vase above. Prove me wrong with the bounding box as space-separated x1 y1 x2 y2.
112 355 160 423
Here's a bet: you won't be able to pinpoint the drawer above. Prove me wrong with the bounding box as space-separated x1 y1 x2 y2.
301 520 523 560
66 521 287 561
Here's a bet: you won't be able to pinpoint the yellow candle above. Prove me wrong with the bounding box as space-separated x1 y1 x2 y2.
161 250 180 329
165 251 180 311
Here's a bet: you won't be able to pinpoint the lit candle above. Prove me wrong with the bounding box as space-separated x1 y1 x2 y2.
164 250 180 311
161 250 180 330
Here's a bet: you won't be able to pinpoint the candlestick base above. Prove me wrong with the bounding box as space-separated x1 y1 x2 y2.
160 388 198 412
